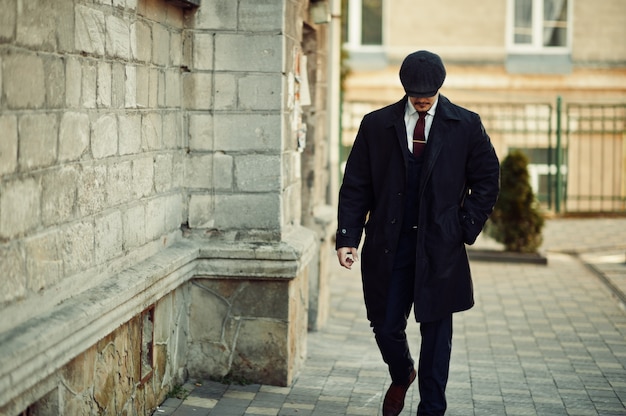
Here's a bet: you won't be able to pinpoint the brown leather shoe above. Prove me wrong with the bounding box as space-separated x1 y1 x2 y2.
382 369 417 416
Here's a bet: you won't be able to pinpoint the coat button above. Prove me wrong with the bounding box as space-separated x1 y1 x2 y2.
391 218 397 224
341 229 347 234
384 249 389 254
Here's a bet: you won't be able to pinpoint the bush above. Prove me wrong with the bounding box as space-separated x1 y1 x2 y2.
487 150 544 253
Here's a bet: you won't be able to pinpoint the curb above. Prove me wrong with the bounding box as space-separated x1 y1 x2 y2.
467 248 548 265
576 252 626 311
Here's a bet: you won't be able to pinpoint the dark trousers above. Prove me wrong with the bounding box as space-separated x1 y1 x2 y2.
373 233 453 416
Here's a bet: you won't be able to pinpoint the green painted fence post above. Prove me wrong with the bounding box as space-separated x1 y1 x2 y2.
555 96 563 213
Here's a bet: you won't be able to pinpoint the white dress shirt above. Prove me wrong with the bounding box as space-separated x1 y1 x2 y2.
404 96 439 153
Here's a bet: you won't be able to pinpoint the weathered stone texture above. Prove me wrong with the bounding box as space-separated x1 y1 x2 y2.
59 112 90 162
213 73 237 110
152 23 170 66
235 155 282 192
0 0 335 413
112 62 127 108
77 164 107 217
136 65 151 108
0 115 18 175
123 204 147 249
187 277 296 384
65 57 82 108
239 0 283 31
213 114 282 152
62 221 95 276
133 20 152 62
215 34 283 73
165 68 181 107
188 194 214 228
75 5 106 55
97 62 112 108
185 154 213 189
146 196 167 241
44 57 66 108
0 243 27 304
213 194 281 230
188 114 213 151
192 32 213 70
82 61 98 108
92 113 118 158
16 0 58 50
107 161 133 206
191 0 237 30
142 112 163 150
106 15 131 59
42 166 79 226
170 31 183 67
183 72 212 110
154 154 174 192
3 53 45 109
19 113 58 170
119 113 142 155
239 74 283 111
125 64 137 107
40 290 189 416
0 0 16 41
162 112 182 149
0 178 41 239
133 156 155 198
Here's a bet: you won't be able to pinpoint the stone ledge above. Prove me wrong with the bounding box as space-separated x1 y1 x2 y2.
0 226 318 410
194 226 317 279
0 240 200 411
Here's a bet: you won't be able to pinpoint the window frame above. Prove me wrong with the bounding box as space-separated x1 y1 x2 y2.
343 0 385 54
506 0 573 54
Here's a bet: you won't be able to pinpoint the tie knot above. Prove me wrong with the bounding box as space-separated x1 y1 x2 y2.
418 111 427 119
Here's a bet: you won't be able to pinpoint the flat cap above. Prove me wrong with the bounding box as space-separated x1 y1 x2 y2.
399 50 446 97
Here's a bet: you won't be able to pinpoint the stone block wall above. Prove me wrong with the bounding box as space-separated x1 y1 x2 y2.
186 229 316 387
0 0 338 414
0 0 186 330
185 0 295 240
0 0 189 413
57 286 190 415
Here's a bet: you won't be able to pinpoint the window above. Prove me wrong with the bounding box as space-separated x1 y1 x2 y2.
509 0 570 52
341 0 385 67
342 0 383 47
506 0 572 73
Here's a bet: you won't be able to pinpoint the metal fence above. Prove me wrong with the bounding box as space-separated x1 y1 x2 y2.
563 103 626 212
341 99 626 214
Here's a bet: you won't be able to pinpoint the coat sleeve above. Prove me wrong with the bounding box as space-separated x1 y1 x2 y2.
459 115 500 244
336 118 374 250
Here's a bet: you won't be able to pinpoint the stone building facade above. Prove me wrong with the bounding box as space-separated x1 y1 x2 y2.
0 0 340 414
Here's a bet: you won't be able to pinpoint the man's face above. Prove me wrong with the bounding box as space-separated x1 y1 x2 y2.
409 94 437 112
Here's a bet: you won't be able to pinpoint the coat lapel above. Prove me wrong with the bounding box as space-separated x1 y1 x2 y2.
389 98 410 168
419 95 460 193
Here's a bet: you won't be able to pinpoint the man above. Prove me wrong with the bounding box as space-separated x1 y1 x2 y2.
336 50 499 416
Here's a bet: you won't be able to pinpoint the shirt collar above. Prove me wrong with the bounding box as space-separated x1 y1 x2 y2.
405 95 439 117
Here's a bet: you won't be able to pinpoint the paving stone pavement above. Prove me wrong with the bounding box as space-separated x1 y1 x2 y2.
154 218 626 416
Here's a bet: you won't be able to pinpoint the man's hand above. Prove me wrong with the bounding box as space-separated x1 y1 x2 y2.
337 247 359 270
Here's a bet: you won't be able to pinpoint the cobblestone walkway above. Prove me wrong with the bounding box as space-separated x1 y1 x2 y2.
154 218 626 416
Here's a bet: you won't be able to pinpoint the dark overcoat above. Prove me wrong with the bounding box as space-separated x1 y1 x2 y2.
336 95 500 324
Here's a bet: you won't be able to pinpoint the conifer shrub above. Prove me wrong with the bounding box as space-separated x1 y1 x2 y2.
487 150 544 253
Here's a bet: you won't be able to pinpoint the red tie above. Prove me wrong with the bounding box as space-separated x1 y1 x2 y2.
412 111 427 157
